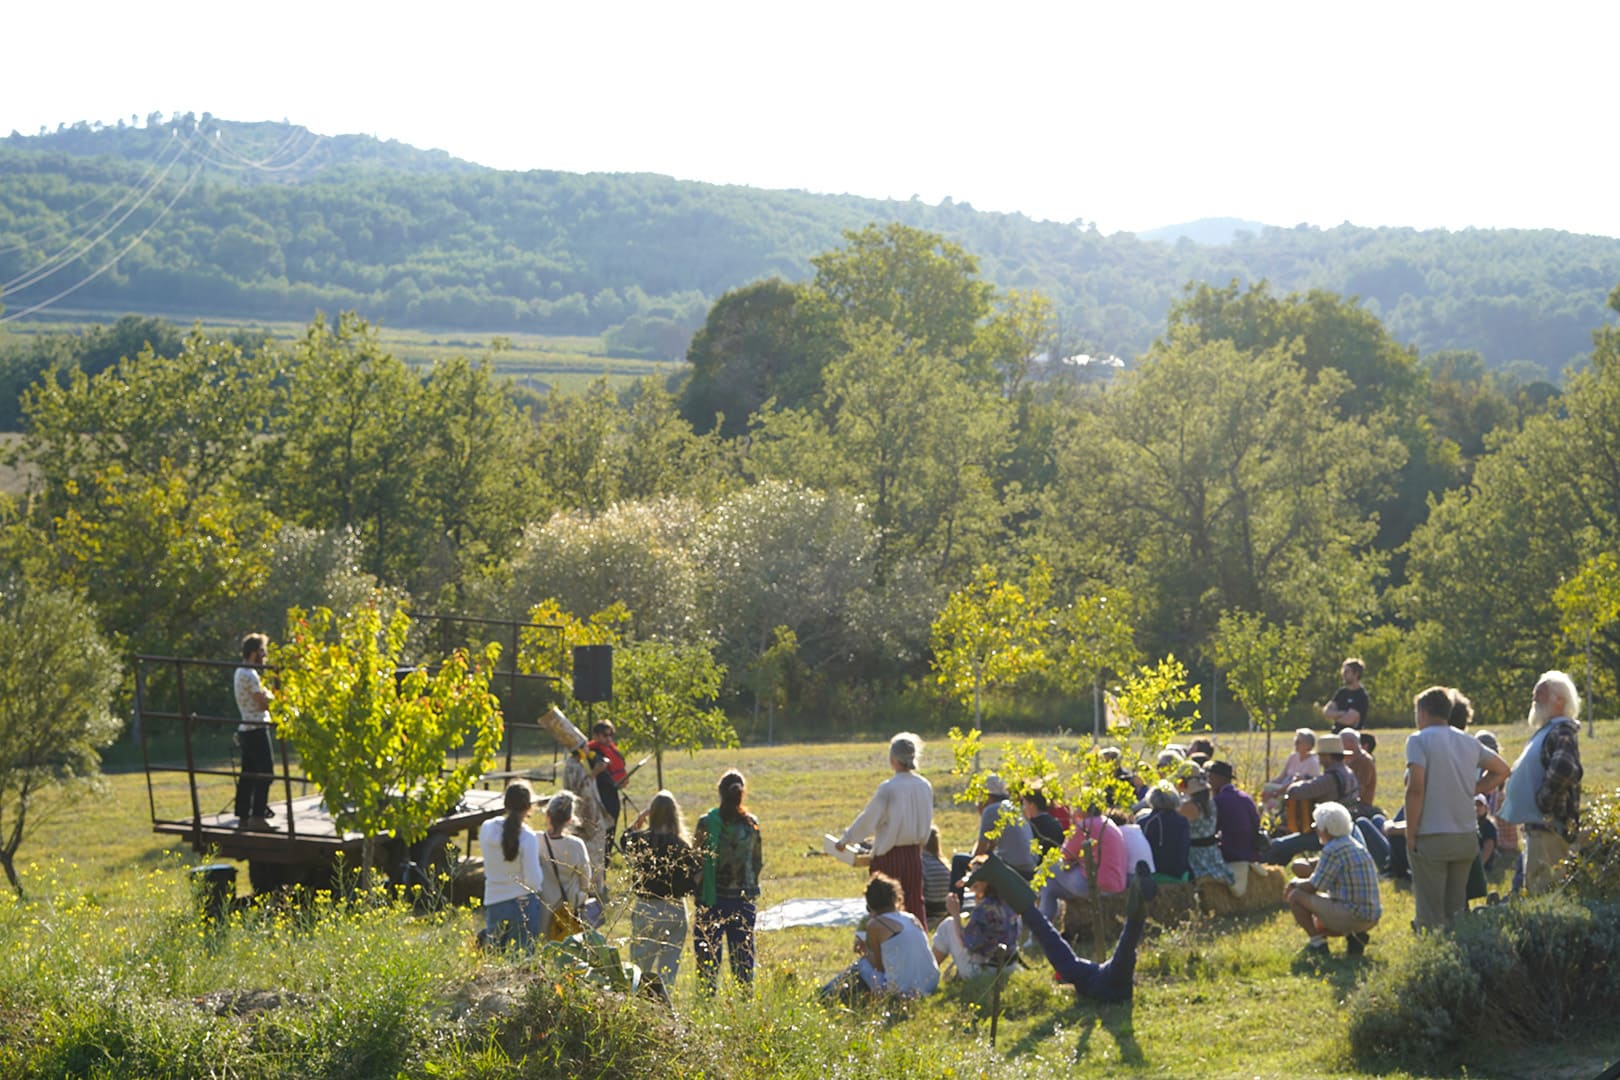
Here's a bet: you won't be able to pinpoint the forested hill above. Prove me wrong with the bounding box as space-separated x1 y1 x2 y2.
4 116 1619 375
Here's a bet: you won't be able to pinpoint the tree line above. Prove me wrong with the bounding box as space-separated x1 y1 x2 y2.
0 222 1616 749
3 118 1619 375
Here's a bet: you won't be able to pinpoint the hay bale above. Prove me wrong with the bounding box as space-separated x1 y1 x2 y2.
1058 864 1286 940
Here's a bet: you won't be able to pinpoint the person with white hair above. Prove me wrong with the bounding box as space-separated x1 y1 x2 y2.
1498 670 1584 893
1283 801 1382 957
836 732 934 927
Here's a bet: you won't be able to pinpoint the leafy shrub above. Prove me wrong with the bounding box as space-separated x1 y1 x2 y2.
1347 895 1620 1068
1564 788 1620 901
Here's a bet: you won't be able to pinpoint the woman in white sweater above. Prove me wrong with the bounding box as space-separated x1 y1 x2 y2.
478 782 546 951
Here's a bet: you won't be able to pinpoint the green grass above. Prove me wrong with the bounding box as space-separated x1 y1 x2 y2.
3 725 1618 1077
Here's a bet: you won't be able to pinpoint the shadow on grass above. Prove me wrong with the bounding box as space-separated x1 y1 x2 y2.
1005 997 1145 1066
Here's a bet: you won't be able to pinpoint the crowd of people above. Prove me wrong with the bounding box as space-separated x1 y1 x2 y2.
232 632 1588 1008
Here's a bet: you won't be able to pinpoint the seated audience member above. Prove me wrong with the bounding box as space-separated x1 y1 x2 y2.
1473 731 1519 872
951 774 1036 894
822 872 939 1001
1284 801 1382 957
1037 805 1127 923
1340 729 1378 815
1180 768 1234 885
920 827 952 925
1108 808 1155 878
1188 736 1217 759
1262 728 1322 816
1208 760 1261 895
1474 794 1498 871
1264 739 1359 865
1023 789 1068 857
1139 783 1190 881
931 854 1021 980
985 855 1158 1003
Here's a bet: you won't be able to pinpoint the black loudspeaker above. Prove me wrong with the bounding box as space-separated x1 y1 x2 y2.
572 644 613 703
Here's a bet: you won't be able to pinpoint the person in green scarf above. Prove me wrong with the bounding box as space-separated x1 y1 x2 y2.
694 769 764 993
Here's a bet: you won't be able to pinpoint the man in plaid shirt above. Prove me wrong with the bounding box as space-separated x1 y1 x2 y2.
1284 801 1382 957
1500 671 1584 893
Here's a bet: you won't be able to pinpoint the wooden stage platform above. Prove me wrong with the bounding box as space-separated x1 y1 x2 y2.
154 787 510 868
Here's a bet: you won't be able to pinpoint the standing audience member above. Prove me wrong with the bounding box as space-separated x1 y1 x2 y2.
1139 783 1191 881
1324 658 1370 732
1284 802 1381 956
1473 795 1499 872
1208 760 1261 895
932 854 1021 980
1037 805 1127 923
479 781 545 952
836 732 933 928
536 790 592 940
620 790 701 1004
1498 670 1584 894
1181 769 1235 885
695 769 764 993
233 633 276 831
587 721 629 860
1405 687 1509 930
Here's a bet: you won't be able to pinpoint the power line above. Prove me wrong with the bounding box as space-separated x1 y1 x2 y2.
0 130 181 257
1 133 188 293
0 162 203 325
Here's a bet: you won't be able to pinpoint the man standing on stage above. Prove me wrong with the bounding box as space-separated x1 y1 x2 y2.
588 720 630 858
234 633 276 831
837 732 934 928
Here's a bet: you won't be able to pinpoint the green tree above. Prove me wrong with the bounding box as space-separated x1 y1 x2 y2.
274 602 503 888
680 279 838 436
1035 329 1403 663
0 583 121 896
929 560 1052 728
1212 609 1312 782
265 313 423 584
602 638 735 790
1051 585 1141 738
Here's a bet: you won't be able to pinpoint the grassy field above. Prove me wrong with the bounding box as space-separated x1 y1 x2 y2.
4 720 1617 1078
2 313 680 396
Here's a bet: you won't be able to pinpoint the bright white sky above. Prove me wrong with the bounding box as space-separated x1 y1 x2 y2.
6 1 1617 237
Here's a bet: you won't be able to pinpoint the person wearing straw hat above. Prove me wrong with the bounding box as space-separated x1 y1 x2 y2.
1284 801 1381 957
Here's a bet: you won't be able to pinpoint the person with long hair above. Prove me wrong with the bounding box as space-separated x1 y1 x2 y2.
536 790 592 939
621 790 701 1004
694 769 763 993
478 781 546 951
1405 686 1509 929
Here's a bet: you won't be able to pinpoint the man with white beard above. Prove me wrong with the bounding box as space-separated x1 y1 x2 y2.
1498 671 1584 893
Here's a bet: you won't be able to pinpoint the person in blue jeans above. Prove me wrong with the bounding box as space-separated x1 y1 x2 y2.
971 855 1156 1003
694 769 764 993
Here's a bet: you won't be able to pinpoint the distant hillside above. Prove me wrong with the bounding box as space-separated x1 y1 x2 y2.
3 117 1619 375
1137 217 1272 245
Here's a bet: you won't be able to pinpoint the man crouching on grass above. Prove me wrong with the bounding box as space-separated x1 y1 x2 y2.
1284 801 1382 958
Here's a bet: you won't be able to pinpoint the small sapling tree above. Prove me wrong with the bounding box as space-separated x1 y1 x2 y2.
0 583 121 897
930 559 1052 727
275 601 503 890
1212 609 1312 782
603 637 736 790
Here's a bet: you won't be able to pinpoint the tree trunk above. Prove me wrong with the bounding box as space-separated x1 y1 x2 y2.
1 849 21 898
360 834 380 894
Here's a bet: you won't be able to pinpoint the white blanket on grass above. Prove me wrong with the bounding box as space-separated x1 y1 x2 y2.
755 897 867 931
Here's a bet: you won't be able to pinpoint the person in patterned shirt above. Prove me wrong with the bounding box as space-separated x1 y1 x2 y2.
1499 671 1583 893
1284 801 1381 957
